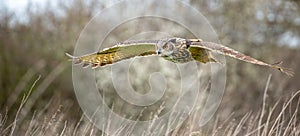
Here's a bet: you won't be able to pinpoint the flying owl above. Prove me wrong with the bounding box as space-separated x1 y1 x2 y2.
66 37 294 76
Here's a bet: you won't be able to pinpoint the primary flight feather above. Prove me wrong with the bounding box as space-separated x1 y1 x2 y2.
66 37 294 76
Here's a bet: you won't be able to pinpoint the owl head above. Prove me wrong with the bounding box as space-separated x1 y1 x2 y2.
156 37 187 56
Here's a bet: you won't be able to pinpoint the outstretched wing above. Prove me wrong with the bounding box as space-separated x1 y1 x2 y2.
66 40 158 68
187 39 294 76
188 46 218 63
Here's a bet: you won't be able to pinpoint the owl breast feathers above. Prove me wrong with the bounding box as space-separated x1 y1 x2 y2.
66 37 294 76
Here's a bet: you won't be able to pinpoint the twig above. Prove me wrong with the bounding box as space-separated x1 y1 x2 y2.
258 74 272 136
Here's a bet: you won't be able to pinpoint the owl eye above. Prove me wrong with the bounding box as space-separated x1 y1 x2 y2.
162 44 168 49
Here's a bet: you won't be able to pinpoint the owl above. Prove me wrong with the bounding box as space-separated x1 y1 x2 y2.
66 37 293 76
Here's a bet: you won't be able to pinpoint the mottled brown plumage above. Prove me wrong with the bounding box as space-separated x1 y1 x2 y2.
66 37 294 76
66 41 156 68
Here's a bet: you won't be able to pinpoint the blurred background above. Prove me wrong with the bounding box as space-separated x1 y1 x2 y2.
0 0 299 135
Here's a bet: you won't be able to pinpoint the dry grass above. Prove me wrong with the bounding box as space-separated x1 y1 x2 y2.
0 74 299 135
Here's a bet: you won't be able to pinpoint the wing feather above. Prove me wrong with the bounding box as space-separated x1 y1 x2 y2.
189 40 294 76
66 41 157 68
188 46 218 63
